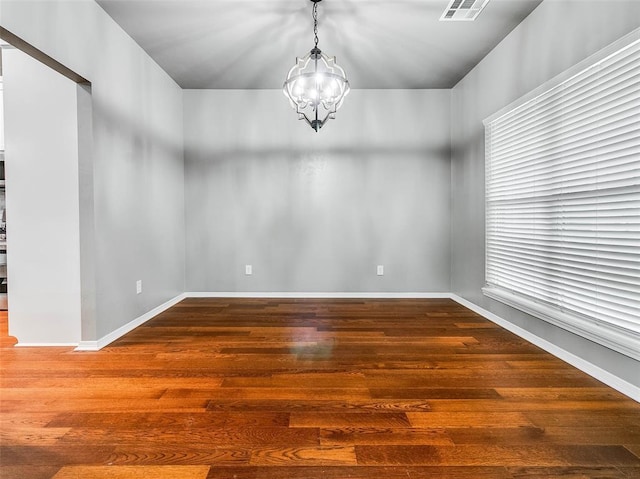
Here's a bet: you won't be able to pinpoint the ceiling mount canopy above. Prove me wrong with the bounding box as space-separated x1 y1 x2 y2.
283 0 350 132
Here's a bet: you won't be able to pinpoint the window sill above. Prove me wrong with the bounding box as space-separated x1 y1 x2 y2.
482 286 640 361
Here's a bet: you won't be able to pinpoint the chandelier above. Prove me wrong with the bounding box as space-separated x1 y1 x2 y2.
283 0 350 132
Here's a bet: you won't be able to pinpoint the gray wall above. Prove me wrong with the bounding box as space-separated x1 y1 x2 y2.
451 1 640 386
184 89 451 293
1 0 186 341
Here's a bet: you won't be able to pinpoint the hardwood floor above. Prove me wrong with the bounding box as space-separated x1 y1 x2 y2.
1 298 639 478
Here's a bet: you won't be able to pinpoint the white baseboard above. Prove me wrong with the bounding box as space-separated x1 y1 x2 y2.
75 293 187 351
185 291 451 299
15 342 79 347
68 289 639 402
450 294 640 402
64 292 449 352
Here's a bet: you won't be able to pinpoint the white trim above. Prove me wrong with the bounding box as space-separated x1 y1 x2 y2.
450 294 640 403
184 292 451 299
75 293 187 351
483 287 640 361
29 289 636 401
14 342 78 347
33 292 450 351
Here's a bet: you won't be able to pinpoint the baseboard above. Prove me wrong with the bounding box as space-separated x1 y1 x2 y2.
69 289 639 402
75 293 187 351
450 294 640 402
15 342 79 347
185 291 451 299
70 292 449 351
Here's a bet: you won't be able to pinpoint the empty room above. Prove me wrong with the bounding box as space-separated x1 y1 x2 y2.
1 0 639 478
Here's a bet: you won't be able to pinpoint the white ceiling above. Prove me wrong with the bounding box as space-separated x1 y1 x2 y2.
96 0 543 89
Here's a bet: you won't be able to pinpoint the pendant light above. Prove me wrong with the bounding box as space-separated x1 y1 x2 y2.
283 0 350 132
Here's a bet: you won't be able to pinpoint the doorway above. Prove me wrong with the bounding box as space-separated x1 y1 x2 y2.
0 36 91 345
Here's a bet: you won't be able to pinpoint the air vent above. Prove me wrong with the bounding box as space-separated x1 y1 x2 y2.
440 0 490 21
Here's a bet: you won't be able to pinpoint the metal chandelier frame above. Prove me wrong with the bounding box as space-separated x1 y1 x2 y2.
283 0 350 132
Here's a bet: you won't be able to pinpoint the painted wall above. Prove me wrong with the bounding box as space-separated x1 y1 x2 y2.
3 48 81 344
451 0 640 386
0 0 185 341
184 89 451 293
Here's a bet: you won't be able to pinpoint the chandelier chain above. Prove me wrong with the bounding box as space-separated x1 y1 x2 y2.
313 2 319 47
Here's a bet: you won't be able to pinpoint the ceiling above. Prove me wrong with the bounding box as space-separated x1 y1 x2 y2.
96 0 543 89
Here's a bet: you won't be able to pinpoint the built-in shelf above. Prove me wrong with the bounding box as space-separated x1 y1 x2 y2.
0 154 6 308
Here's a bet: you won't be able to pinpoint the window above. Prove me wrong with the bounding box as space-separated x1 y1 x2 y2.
483 30 640 360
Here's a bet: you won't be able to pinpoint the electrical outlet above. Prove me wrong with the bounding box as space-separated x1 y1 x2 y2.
377 265 384 276
136 280 142 294
245 264 252 275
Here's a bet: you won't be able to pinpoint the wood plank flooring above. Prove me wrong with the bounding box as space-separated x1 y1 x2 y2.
1 298 640 478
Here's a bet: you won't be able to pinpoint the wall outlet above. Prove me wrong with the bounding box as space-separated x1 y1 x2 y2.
245 264 252 275
377 265 384 276
136 280 142 294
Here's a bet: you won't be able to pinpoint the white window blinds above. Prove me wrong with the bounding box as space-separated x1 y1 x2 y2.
483 33 640 360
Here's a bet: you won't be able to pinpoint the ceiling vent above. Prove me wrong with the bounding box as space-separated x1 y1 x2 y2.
440 0 490 21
